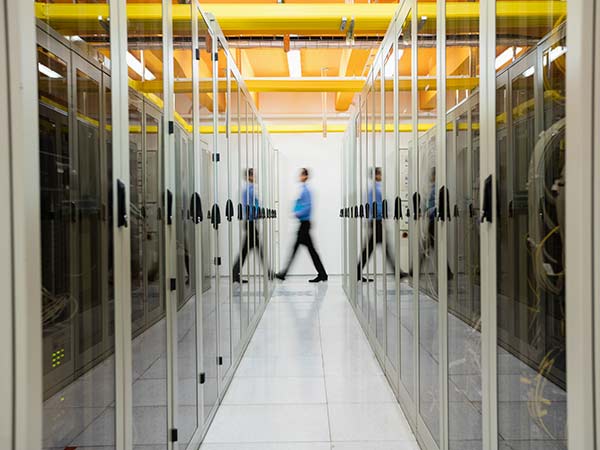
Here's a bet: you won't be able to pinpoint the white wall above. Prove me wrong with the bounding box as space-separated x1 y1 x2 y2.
273 133 343 275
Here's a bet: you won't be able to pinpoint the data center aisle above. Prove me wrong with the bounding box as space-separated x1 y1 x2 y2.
201 276 421 450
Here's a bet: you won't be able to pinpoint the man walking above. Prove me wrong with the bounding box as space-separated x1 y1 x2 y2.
357 167 407 282
276 168 328 283
232 168 268 283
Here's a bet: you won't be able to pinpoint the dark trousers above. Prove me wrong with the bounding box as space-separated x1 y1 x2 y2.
357 220 396 279
232 221 266 279
282 221 327 277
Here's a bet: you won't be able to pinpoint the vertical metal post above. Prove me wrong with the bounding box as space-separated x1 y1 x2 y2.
4 0 42 448
410 0 420 428
210 18 222 393
566 0 596 448
191 0 205 432
108 0 133 448
0 1 14 445
162 0 177 446
479 0 498 448
437 0 449 448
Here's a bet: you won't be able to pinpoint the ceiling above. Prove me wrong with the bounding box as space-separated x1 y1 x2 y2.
37 0 566 125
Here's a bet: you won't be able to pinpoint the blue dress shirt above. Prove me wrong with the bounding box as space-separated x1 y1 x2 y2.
293 184 312 221
368 181 383 220
242 183 260 221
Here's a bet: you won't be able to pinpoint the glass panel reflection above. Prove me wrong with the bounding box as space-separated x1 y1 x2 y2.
38 25 116 449
496 3 567 447
417 0 439 441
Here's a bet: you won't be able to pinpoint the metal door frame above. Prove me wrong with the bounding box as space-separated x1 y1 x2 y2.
71 51 107 372
143 101 166 326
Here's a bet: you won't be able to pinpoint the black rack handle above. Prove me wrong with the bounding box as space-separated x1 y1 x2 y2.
225 199 234 222
261 207 266 219
166 189 173 225
211 204 221 229
365 202 370 219
438 186 446 222
482 175 493 223
394 197 402 220
446 188 451 222
412 192 419 221
354 205 359 218
117 180 127 228
469 202 474 218
192 192 203 224
237 203 243 220
359 205 364 218
454 204 459 218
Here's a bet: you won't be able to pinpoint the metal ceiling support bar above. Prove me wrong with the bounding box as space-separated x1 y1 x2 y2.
34 2 567 38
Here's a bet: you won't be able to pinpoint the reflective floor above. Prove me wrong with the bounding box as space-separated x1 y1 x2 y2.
201 276 420 450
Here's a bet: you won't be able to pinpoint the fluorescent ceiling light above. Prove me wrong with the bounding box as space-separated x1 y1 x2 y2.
522 67 535 78
495 47 514 70
545 45 566 65
126 51 156 81
38 63 62 79
287 50 302 78
383 49 404 78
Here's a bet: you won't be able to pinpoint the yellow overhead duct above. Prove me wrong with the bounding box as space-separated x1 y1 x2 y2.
35 2 567 37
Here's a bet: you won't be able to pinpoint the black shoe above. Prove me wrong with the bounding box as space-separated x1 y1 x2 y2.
400 271 409 279
358 277 374 282
309 275 328 283
275 272 286 281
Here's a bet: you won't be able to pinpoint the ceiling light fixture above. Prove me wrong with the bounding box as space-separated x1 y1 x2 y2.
522 66 535 78
495 47 515 70
287 50 302 78
384 49 404 78
126 51 156 81
38 63 62 79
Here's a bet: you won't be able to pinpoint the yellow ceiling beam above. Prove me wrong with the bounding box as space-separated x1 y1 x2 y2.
420 47 472 110
336 49 372 111
191 123 435 134
135 77 479 94
35 2 567 37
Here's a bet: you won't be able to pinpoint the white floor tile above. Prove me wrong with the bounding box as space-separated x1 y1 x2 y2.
331 442 420 450
223 377 327 404
201 444 331 450
325 375 397 404
236 356 325 378
203 404 330 443
328 403 415 441
199 280 421 450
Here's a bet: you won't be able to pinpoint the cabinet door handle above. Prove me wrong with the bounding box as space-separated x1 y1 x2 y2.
117 180 127 228
166 189 173 225
211 204 221 229
225 199 234 222
482 175 493 223
438 186 446 222
394 197 402 220
192 193 203 224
